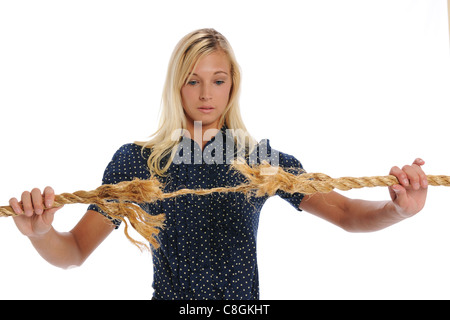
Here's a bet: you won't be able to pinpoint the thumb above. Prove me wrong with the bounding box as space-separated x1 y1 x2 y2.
41 205 63 226
391 184 408 206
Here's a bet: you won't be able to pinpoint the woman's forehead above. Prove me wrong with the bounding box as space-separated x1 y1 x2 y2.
190 51 231 75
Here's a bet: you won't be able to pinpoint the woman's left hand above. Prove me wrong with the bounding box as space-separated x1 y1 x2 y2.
388 158 428 218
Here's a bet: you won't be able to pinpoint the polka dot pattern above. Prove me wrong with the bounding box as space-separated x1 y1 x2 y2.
88 127 304 299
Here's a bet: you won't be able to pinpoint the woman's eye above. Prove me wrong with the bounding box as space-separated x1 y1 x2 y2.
215 80 225 85
187 80 198 86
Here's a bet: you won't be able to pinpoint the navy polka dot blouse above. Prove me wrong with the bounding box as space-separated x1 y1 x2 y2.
88 127 304 300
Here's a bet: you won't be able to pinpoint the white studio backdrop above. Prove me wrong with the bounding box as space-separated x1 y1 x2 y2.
0 0 449 300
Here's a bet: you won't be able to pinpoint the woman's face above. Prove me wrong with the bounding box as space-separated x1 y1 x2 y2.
181 50 232 132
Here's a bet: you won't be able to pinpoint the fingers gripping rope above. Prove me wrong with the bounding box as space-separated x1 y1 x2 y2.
1 162 450 250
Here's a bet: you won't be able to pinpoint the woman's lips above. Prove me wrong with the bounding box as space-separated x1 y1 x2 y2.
198 106 214 114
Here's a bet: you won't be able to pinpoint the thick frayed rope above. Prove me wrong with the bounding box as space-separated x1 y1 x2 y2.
2 162 450 250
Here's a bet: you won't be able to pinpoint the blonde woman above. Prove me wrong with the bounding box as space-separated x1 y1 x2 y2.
9 29 428 300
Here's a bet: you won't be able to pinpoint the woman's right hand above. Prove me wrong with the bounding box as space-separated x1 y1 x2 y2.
9 187 63 238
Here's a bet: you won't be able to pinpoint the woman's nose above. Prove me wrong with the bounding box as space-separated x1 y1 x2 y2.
200 84 212 101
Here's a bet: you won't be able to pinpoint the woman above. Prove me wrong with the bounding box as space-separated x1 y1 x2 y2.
9 28 428 300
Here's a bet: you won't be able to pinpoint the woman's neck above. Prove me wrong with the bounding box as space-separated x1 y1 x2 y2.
185 121 221 150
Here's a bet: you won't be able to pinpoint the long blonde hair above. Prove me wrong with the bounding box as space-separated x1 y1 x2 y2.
135 28 256 176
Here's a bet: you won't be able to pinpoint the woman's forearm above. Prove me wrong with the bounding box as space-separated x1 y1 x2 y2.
342 199 405 232
28 227 84 269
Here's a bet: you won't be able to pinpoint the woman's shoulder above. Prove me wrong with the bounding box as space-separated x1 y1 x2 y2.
114 142 144 154
253 139 303 170
109 143 151 165
101 143 151 182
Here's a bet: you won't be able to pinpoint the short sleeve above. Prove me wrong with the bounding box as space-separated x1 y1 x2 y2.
275 152 305 211
259 140 305 212
87 143 150 228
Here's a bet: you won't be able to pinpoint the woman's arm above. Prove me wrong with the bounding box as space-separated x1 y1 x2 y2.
9 187 115 269
299 158 428 232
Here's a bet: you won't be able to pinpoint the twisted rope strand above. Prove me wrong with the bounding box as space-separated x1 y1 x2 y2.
2 162 450 250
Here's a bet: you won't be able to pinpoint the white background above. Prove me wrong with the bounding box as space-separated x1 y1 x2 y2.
0 0 449 300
